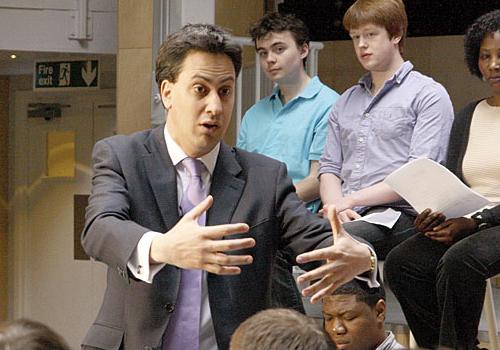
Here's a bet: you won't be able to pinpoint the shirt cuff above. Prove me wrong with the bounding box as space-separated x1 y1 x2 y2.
354 243 380 288
127 231 165 283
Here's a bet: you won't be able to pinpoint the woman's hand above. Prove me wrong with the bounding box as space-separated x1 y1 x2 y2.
425 217 477 244
414 208 446 233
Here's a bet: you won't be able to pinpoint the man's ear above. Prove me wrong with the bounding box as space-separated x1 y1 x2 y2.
160 80 173 110
299 43 309 61
392 35 402 45
375 299 386 323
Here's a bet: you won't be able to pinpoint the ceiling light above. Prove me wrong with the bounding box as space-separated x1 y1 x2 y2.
10 54 17 59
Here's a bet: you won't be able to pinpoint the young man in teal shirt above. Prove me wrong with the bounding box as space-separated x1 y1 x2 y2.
237 12 339 312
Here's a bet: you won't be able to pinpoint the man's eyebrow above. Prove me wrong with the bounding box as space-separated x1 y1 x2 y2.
256 41 286 51
191 74 235 83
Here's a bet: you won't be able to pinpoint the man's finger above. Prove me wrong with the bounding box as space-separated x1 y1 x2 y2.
338 211 353 223
309 283 340 304
203 223 250 239
325 205 340 242
205 251 254 266
184 195 214 220
296 257 342 284
296 247 334 265
202 264 242 275
208 237 256 253
347 209 362 220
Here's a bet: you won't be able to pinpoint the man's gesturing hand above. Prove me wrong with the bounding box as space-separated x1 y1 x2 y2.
150 195 255 275
296 205 372 303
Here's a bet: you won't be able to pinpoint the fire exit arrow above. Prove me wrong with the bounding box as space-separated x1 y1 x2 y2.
82 61 97 86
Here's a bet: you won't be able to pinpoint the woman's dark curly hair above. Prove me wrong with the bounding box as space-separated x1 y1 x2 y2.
464 10 500 78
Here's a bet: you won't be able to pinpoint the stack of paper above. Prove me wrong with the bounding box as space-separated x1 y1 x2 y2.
384 158 490 218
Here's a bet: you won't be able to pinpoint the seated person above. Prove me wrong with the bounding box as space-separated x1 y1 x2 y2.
0 318 71 350
230 308 335 350
384 10 500 350
238 12 340 313
323 279 406 350
318 0 454 259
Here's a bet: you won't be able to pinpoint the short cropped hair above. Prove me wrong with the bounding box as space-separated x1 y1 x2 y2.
332 279 386 308
155 23 242 89
230 308 335 350
0 319 71 350
249 12 310 47
343 0 408 53
464 10 500 78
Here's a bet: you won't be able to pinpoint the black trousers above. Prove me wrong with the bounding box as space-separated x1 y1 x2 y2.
384 228 500 350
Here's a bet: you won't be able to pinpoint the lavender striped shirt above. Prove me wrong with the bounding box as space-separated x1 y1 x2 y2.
319 61 454 212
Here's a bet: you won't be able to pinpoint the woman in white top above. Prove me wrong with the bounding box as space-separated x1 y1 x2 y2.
384 10 500 350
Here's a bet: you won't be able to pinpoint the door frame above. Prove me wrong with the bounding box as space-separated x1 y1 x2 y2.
10 89 115 319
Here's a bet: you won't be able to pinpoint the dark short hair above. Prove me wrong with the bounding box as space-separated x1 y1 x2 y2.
230 308 335 350
249 12 310 47
343 0 408 53
464 10 500 78
155 23 242 89
249 12 310 66
0 319 71 350
332 279 385 308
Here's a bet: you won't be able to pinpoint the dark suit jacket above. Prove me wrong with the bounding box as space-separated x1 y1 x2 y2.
81 125 332 350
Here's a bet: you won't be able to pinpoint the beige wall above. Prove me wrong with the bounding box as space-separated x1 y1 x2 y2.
0 77 9 321
116 0 153 134
215 0 264 146
319 35 490 112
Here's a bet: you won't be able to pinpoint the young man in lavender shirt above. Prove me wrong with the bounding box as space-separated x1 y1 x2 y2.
319 0 454 258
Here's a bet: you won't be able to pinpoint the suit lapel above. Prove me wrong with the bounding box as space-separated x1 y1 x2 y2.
142 125 180 230
208 143 245 226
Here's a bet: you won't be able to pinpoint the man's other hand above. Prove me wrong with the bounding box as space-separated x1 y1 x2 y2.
296 205 372 303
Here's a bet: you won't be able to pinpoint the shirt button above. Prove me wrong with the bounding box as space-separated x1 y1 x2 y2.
355 164 361 169
164 303 175 313
364 113 370 118
358 137 364 143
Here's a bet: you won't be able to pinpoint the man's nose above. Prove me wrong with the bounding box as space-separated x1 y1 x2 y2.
206 91 223 116
266 52 276 64
332 319 346 335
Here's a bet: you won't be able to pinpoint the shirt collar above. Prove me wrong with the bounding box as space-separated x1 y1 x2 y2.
164 124 219 175
270 76 322 101
358 61 414 89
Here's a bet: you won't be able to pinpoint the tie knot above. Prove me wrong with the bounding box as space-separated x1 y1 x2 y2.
182 157 205 178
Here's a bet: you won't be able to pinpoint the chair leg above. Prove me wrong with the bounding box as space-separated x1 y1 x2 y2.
484 278 499 350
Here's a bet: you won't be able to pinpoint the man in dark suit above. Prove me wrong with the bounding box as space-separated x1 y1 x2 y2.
81 23 377 350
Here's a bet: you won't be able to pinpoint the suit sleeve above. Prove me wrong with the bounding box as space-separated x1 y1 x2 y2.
81 139 151 278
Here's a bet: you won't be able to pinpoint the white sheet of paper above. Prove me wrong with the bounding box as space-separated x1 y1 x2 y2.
355 208 402 228
384 158 491 218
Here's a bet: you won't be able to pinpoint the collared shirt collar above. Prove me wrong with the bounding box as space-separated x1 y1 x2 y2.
270 76 322 102
358 61 414 90
164 124 219 175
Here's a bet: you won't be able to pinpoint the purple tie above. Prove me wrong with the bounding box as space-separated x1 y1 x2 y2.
163 158 205 350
